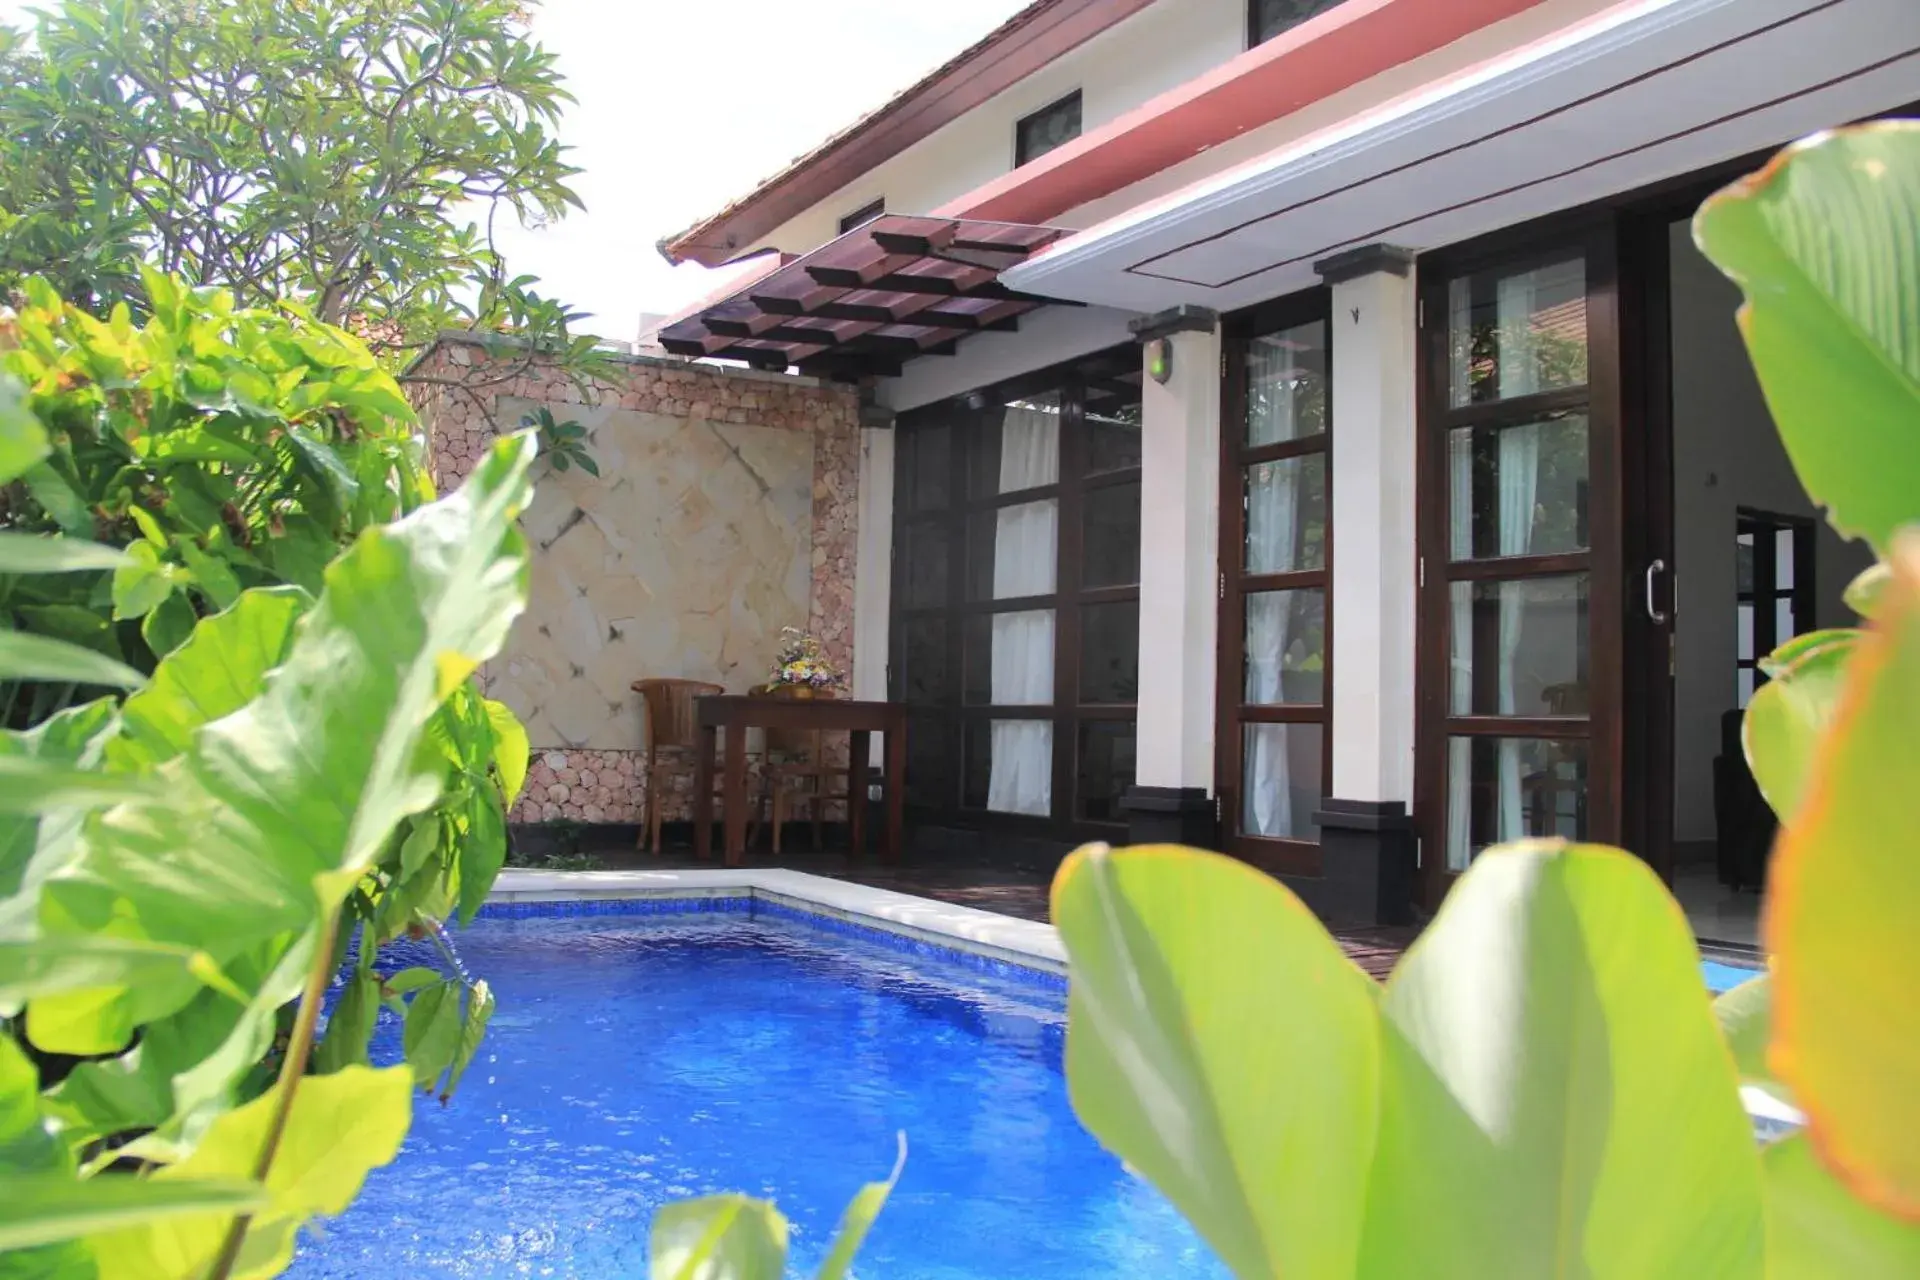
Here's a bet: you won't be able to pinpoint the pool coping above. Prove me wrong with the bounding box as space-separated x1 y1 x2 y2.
490 867 1068 976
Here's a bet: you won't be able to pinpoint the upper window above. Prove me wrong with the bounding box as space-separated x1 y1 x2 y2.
838 199 885 235
1249 0 1347 47
1014 91 1081 167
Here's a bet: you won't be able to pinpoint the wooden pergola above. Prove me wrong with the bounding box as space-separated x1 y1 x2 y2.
656 215 1073 381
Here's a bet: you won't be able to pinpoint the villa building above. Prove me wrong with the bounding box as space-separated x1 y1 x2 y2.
648 0 1920 934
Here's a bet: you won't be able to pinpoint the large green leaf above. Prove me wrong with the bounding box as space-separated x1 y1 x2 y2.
1743 631 1859 821
108 586 310 770
1051 844 1380 1279
1765 537 1920 1218
483 697 529 804
649 1194 789 1280
1767 1134 1920 1277
0 535 129 575
0 630 144 689
1357 843 1763 1279
0 699 118 906
1693 122 1920 554
0 1035 92 1278
26 434 534 1065
1712 974 1789 1106
0 374 51 485
86 1063 411 1278
0 1175 266 1255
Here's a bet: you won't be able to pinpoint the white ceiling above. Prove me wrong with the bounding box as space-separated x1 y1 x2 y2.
1002 0 1920 314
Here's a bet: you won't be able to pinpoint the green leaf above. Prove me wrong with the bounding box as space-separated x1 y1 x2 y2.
1743 632 1858 822
87 1064 411 1278
382 966 441 996
312 957 378 1076
441 978 494 1100
139 591 198 661
21 466 89 537
1357 843 1763 1279
402 979 462 1090
1713 974 1774 1088
1051 844 1379 1279
0 1174 267 1254
1845 562 1892 619
0 1034 94 1277
0 629 144 689
112 586 310 769
0 757 163 815
1766 1133 1920 1278
110 543 181 622
1765 537 1920 1218
649 1194 789 1280
0 375 51 486
0 698 117 906
456 784 505 925
1693 121 1920 555
813 1134 905 1280
483 697 529 804
3 936 238 1054
176 538 242 611
0 535 129 576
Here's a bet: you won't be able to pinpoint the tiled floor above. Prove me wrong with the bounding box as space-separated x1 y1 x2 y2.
563 836 1419 980
1672 864 1764 949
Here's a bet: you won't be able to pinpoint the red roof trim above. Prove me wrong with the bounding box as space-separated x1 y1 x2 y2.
938 0 1551 226
657 0 1155 268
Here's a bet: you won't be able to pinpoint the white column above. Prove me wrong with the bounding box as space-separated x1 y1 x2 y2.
1134 324 1222 792
1327 263 1418 806
852 426 894 765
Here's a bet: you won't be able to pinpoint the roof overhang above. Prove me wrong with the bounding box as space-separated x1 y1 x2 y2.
1002 0 1920 313
656 215 1073 381
657 0 1155 267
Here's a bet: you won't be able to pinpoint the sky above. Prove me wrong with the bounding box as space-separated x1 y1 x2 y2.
0 0 1033 344
491 1 1034 343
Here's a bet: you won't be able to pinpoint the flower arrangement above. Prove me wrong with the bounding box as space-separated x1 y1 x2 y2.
767 626 844 695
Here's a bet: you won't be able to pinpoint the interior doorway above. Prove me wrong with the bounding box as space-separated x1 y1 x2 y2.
1641 214 1874 948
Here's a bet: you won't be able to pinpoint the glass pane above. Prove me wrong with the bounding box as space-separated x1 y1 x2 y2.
1079 601 1138 704
900 520 949 608
1447 412 1588 560
1244 589 1325 706
1737 603 1754 661
964 609 1053 707
1445 737 1588 869
900 615 949 705
1241 723 1323 841
966 717 1053 815
1243 321 1328 446
1253 0 1345 45
1776 596 1795 646
1446 575 1589 717
1735 532 1755 595
970 392 1061 497
1016 92 1081 166
967 500 1058 601
1085 387 1142 474
903 423 950 512
1447 256 1588 406
1775 527 1795 590
1076 720 1136 823
1082 481 1140 588
906 712 953 808
1245 454 1327 574
1737 667 1756 709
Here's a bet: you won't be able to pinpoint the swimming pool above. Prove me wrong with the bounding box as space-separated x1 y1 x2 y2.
287 898 1231 1279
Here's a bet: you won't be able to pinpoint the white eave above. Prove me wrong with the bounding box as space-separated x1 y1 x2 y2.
1002 0 1920 313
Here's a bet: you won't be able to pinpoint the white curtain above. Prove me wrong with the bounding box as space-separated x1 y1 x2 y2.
1446 431 1475 870
987 402 1058 817
1244 345 1304 838
1494 272 1542 845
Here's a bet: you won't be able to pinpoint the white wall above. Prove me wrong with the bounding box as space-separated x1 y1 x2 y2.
1668 219 1872 846
750 0 1245 254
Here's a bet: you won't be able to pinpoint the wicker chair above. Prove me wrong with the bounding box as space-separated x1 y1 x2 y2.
631 678 757 854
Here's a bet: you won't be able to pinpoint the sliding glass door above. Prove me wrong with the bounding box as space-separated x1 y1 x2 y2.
1416 228 1624 900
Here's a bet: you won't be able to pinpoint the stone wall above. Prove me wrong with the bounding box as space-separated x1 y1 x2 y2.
411 338 860 824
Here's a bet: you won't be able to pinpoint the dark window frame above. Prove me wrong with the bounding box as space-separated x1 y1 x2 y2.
1014 90 1083 168
837 198 885 235
890 344 1142 840
1734 508 1816 706
1248 0 1348 48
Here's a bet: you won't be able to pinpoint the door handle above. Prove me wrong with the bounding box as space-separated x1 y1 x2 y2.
1645 558 1670 625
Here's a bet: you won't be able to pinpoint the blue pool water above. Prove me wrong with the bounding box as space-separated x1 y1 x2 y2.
288 902 1230 1279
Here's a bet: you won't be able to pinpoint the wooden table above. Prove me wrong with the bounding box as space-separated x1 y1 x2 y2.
693 696 907 867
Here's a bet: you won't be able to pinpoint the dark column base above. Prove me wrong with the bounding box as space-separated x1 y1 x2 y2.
1311 798 1417 926
1119 785 1220 850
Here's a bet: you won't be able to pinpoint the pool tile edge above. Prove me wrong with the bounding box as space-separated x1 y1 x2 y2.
490 867 1068 976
